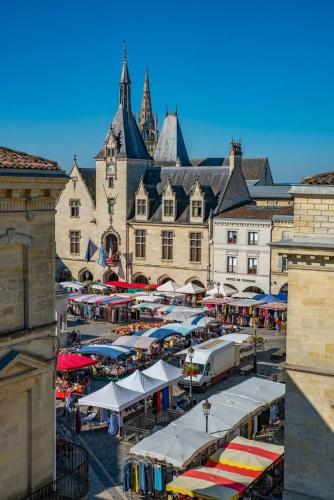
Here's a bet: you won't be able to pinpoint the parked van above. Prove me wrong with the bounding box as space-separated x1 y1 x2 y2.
181 338 236 391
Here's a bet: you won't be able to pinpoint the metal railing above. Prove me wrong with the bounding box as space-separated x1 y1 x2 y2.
24 436 89 500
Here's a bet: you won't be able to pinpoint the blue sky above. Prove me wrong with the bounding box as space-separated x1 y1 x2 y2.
0 0 333 181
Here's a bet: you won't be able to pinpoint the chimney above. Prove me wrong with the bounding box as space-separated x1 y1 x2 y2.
229 140 242 174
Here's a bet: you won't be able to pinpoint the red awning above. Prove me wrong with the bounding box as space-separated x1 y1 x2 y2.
104 281 158 290
56 353 97 372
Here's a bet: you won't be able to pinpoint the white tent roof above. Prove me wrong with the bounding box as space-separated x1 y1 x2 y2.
222 333 253 344
130 377 285 467
176 283 206 294
78 381 143 412
156 280 181 292
117 369 163 394
60 281 85 290
206 284 235 297
131 423 217 468
225 377 285 406
143 359 182 382
232 292 258 299
135 294 163 303
228 298 265 307
112 336 157 349
164 310 200 322
90 284 114 291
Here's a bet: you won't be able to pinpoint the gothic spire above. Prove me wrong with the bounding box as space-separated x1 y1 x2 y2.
138 66 158 156
119 41 131 111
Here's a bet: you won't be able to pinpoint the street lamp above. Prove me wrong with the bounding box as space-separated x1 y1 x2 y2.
202 399 211 433
188 346 194 405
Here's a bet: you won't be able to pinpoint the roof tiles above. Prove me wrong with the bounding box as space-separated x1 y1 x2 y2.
0 146 60 171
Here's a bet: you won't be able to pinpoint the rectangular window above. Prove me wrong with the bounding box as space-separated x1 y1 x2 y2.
162 231 173 260
192 200 202 217
137 198 147 216
69 199 80 218
107 198 115 215
164 200 174 217
135 230 146 258
69 231 80 255
227 256 237 273
248 232 258 245
247 257 258 274
189 232 202 262
227 230 237 244
282 231 292 240
108 177 114 188
278 256 288 272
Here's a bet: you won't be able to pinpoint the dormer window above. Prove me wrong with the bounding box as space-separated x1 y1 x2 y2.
107 147 115 158
164 199 174 217
192 200 202 218
136 199 147 216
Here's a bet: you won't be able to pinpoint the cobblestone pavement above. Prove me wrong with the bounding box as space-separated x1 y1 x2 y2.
63 319 286 499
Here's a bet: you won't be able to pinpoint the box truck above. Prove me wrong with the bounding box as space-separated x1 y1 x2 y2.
181 338 236 391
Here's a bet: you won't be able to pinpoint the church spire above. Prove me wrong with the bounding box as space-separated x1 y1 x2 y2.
138 66 158 156
119 41 131 111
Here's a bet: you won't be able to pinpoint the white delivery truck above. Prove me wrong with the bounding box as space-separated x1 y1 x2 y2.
181 338 236 391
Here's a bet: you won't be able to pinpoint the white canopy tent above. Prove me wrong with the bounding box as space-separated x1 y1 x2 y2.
60 281 85 291
222 333 253 344
78 381 143 412
206 284 235 297
130 377 285 468
156 280 182 293
231 292 258 299
176 283 206 295
79 360 182 413
134 294 164 303
90 283 115 291
163 310 204 322
131 423 217 468
132 302 165 311
112 336 157 349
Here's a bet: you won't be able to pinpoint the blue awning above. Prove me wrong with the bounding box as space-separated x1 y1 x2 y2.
79 344 132 359
135 323 197 340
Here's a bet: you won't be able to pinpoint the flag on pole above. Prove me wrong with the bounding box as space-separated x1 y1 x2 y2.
97 244 107 267
85 239 98 262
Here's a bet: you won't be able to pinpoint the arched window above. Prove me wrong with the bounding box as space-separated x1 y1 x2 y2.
133 274 149 284
105 234 118 255
79 269 93 282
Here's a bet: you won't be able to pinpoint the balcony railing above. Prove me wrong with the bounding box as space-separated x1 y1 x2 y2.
24 436 89 500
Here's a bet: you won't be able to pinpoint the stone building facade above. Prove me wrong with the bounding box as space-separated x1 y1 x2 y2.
270 215 293 294
0 146 67 498
213 205 293 294
271 175 334 500
55 49 274 287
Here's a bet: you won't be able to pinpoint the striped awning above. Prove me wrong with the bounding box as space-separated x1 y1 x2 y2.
166 436 283 499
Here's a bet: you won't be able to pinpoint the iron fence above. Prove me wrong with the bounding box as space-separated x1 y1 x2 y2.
24 436 89 500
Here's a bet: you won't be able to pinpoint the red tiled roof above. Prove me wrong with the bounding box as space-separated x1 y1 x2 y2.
303 171 334 185
216 204 293 220
0 146 60 171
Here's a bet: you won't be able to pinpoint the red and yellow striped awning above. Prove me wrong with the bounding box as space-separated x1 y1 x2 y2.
166 437 284 499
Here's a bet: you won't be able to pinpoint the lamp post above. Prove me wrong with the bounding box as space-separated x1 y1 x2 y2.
188 346 194 406
253 328 258 374
217 281 221 295
202 399 211 433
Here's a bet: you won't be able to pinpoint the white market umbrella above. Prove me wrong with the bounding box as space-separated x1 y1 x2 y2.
206 284 235 297
176 283 206 295
156 280 181 293
232 292 258 299
60 281 85 291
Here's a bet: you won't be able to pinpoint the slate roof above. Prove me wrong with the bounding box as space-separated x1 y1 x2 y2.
0 146 60 171
130 166 232 223
248 184 292 199
78 168 96 203
216 204 293 220
223 157 269 181
154 113 190 166
96 106 151 161
191 158 225 166
303 171 334 185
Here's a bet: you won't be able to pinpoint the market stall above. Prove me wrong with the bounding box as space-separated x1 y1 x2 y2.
56 353 96 399
126 378 285 493
255 302 287 332
166 436 284 499
67 293 134 323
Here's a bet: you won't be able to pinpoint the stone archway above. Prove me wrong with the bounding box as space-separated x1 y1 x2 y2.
158 275 174 285
132 274 149 284
103 271 119 282
186 278 205 289
242 286 264 294
78 269 93 282
280 283 288 294
223 283 237 291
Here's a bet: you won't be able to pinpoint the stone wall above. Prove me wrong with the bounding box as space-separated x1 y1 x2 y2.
0 172 66 499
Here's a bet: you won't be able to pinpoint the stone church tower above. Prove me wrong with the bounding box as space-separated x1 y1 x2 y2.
94 45 152 281
138 67 158 156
